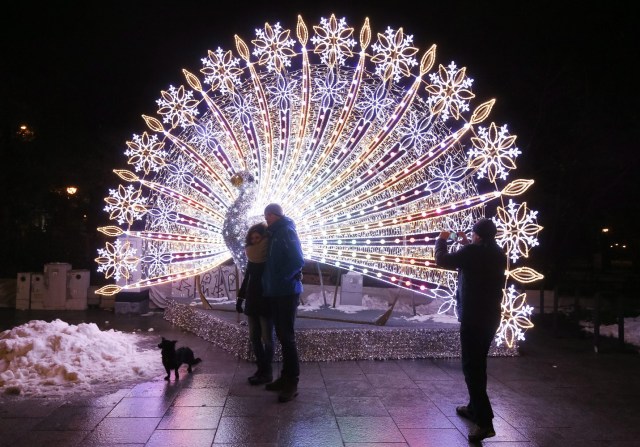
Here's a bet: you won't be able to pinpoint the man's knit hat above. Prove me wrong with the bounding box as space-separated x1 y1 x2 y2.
472 218 497 240
264 203 284 217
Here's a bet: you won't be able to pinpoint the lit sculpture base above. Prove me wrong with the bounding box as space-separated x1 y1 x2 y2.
164 300 519 361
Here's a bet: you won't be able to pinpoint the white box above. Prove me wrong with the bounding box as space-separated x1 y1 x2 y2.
44 262 72 310
340 273 363 305
16 273 32 310
340 290 363 306
30 273 46 309
66 269 89 309
341 272 363 292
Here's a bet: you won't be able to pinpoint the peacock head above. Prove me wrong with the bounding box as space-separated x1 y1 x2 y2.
230 171 255 189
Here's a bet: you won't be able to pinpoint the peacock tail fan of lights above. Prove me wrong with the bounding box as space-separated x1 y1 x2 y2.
94 14 543 348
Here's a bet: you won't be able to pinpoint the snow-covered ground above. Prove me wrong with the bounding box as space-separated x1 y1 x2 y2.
0 319 162 397
1 290 637 398
579 317 640 348
297 289 460 324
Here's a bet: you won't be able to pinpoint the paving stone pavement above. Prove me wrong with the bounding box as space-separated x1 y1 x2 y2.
0 307 638 446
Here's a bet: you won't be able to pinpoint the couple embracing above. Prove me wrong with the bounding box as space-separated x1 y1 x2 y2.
235 203 304 403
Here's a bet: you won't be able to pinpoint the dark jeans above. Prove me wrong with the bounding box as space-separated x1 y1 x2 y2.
247 314 274 373
269 294 300 381
459 321 498 427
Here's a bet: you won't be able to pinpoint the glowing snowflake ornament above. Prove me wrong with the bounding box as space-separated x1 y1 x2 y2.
95 239 139 282
469 123 521 182
496 285 535 347
495 199 542 262
95 13 543 349
124 132 167 175
103 184 147 226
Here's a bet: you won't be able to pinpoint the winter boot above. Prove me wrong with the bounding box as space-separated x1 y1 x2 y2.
249 365 273 385
265 376 286 391
247 365 261 383
278 377 299 403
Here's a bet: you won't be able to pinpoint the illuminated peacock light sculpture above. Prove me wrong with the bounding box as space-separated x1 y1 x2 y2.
95 14 543 347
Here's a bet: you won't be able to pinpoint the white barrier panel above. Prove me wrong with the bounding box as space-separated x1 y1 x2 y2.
170 277 195 304
43 263 72 310
16 272 32 310
67 269 90 310
30 272 46 310
150 265 241 308
341 272 363 305
200 266 240 301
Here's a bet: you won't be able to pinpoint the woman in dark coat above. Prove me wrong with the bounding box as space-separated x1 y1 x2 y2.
236 223 274 385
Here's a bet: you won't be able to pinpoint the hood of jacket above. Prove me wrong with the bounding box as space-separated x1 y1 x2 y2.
262 215 304 297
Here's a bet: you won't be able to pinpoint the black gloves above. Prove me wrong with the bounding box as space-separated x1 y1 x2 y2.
235 298 244 313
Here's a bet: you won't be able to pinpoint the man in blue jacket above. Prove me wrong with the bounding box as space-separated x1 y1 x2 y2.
434 218 507 442
262 203 305 403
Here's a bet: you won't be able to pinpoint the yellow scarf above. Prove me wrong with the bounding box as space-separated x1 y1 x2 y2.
245 237 268 263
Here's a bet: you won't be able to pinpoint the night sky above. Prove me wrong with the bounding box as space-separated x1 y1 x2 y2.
1 1 637 282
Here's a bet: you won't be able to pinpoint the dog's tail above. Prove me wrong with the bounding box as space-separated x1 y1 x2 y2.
191 358 202 366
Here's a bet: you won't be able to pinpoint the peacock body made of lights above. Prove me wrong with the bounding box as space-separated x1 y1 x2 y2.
95 14 543 347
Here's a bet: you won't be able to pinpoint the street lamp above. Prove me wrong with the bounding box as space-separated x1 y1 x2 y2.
17 124 35 142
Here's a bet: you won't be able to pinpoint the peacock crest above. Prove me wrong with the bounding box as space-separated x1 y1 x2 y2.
95 14 543 347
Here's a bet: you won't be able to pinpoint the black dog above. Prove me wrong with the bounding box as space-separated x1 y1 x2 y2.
157 337 202 380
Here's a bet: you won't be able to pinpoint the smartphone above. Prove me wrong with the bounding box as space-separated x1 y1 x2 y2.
448 231 458 242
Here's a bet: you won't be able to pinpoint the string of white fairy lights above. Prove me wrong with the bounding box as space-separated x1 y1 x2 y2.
95 14 542 347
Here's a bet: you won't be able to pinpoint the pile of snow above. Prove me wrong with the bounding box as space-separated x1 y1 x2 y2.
0 319 163 397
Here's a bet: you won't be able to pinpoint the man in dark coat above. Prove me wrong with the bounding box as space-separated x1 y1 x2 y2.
434 218 507 442
262 203 305 403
